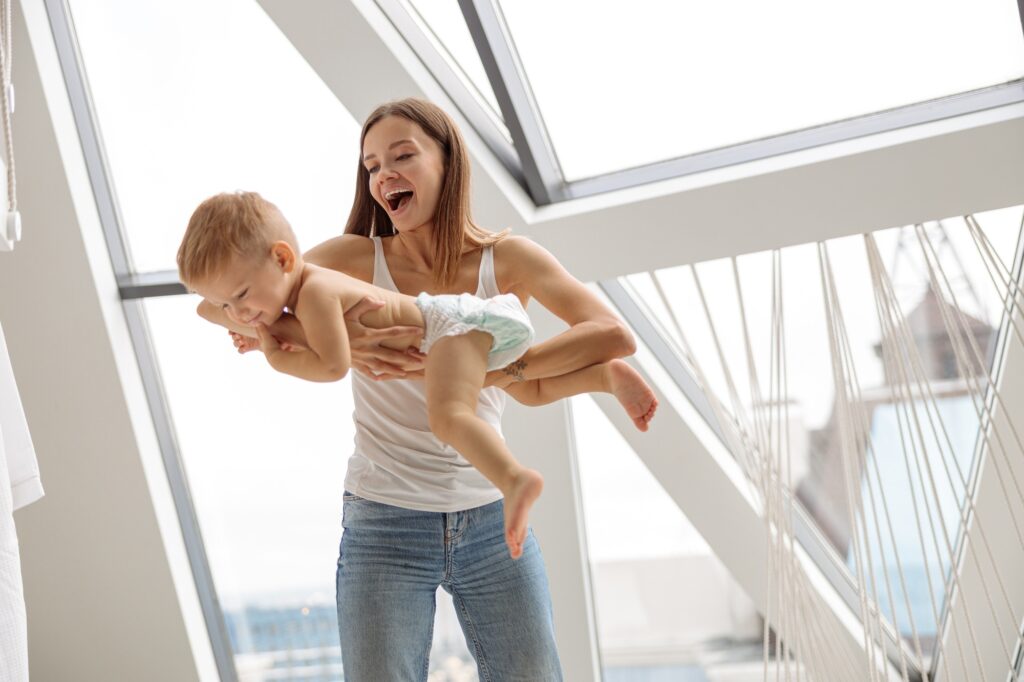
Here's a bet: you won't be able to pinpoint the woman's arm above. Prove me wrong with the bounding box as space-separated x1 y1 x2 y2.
485 237 635 387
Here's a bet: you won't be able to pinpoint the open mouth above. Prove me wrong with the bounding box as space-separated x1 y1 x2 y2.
385 189 414 213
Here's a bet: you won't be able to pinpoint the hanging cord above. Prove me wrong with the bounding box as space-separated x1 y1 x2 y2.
658 260 875 682
965 214 1024 355
818 242 886 682
865 233 995 679
912 226 1024 670
0 0 15 214
865 235 954 682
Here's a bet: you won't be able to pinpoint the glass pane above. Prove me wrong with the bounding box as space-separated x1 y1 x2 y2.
68 0 360 273
572 395 764 679
497 0 1024 181
623 205 1023 652
405 0 508 137
144 295 477 678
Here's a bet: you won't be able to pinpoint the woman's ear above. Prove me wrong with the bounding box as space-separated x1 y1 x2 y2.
271 241 297 273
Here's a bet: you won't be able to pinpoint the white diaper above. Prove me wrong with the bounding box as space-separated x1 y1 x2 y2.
415 292 535 371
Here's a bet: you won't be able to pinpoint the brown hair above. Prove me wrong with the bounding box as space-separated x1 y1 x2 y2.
177 191 298 285
344 98 507 286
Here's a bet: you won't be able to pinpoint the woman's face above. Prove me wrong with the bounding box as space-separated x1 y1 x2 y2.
362 115 446 235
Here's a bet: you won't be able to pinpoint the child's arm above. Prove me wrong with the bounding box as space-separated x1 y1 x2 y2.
197 299 307 349
256 279 351 382
197 299 255 337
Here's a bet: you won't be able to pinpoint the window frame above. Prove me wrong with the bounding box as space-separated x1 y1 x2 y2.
44 1 239 678
383 0 1024 206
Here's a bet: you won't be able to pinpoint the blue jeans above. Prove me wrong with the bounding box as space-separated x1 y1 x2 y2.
336 493 563 681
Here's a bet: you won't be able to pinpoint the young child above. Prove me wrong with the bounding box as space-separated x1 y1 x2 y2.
178 191 657 558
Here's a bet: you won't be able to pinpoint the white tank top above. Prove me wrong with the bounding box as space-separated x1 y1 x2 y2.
343 237 506 512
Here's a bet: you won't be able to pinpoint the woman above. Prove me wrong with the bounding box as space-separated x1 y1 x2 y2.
217 98 635 679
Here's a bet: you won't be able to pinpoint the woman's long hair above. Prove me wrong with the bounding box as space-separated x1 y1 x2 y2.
344 98 507 286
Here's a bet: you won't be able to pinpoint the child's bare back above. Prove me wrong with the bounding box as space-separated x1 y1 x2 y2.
296 264 426 353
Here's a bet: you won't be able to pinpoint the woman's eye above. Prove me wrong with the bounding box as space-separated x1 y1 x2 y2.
397 153 412 161
366 165 379 174
239 289 248 299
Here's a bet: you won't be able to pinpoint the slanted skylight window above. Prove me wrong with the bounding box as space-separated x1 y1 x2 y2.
406 0 509 137
496 0 1024 181
68 0 359 273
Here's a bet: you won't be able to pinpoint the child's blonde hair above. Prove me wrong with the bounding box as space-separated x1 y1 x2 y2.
177 191 298 285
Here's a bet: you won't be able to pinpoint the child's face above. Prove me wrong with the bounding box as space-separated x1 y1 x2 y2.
192 251 294 328
362 115 445 235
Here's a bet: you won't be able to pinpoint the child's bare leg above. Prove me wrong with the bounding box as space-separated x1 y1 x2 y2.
504 359 658 431
426 332 543 559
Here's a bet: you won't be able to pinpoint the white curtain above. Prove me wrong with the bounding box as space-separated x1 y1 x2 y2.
0 323 43 682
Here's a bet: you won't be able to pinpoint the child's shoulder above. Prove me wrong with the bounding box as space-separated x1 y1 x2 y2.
302 263 354 291
294 266 357 317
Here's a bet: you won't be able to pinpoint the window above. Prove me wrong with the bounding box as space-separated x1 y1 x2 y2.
573 395 763 679
618 204 1023 661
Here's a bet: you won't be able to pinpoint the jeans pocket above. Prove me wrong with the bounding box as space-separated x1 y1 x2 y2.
342 490 364 503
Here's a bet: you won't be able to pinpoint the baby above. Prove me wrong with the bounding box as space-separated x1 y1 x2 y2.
178 191 657 558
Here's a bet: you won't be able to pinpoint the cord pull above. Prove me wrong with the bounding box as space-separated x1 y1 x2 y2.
0 209 20 251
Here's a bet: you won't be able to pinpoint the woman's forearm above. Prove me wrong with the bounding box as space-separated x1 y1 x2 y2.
488 317 635 386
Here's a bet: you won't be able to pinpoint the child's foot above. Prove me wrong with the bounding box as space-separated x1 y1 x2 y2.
608 359 658 431
504 469 544 560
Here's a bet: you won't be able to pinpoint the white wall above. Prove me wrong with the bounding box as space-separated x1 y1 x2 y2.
0 1 209 679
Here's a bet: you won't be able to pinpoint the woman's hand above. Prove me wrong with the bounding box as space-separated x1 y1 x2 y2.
346 296 426 380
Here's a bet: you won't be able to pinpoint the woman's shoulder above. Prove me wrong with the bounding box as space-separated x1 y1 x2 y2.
304 234 376 282
492 234 541 259
492 235 559 271
491 235 563 295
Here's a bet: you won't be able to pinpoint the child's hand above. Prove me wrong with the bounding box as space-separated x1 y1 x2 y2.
254 324 282 361
229 331 261 354
229 330 298 354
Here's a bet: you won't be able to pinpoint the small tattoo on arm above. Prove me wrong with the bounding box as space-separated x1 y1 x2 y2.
503 359 527 382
